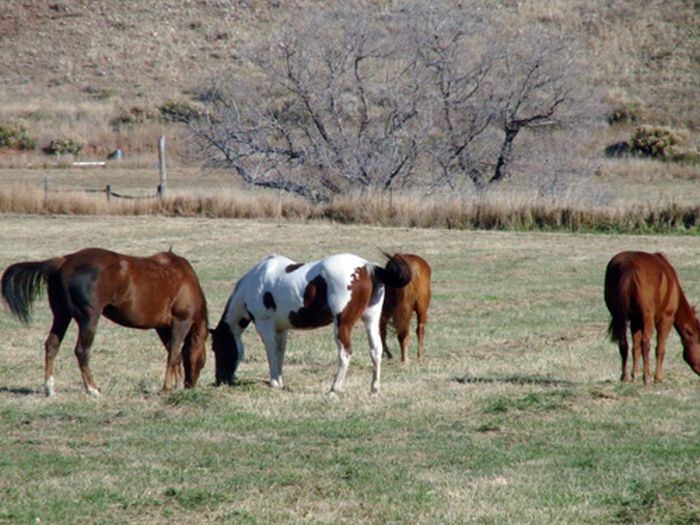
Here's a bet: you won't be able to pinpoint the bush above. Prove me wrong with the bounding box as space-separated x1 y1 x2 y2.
110 106 160 127
606 103 643 125
159 100 202 123
628 125 697 162
0 122 36 150
43 138 83 156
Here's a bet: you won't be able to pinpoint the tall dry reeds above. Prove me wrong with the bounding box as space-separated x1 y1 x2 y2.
2 183 700 234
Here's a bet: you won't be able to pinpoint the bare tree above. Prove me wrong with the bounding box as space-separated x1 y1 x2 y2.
399 1 598 192
489 30 595 185
398 3 498 192
191 6 423 202
192 1 601 200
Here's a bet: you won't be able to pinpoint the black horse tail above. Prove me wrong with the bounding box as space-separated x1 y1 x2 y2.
604 260 631 344
373 253 412 289
1 258 63 324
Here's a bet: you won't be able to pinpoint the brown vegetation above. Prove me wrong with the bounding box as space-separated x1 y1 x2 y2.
3 183 700 234
0 1 698 219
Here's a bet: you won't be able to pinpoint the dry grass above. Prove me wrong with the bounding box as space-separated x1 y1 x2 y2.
4 180 700 234
1 216 699 524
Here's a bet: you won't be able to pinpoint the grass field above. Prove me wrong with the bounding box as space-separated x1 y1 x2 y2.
1 215 699 524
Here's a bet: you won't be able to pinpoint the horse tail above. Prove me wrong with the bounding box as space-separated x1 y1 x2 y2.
604 259 631 344
372 253 412 289
1 258 63 324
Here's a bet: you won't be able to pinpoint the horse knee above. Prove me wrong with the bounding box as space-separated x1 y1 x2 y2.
44 333 62 357
74 345 91 364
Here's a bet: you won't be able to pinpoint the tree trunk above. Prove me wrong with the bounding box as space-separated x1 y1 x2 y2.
490 125 519 184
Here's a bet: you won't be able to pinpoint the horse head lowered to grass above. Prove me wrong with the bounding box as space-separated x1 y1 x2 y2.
210 253 411 394
604 250 700 383
1 247 208 396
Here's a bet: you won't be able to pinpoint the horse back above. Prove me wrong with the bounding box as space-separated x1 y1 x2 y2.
604 251 680 338
59 248 206 328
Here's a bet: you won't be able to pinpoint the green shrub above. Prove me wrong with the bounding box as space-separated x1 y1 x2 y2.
43 138 83 156
0 122 36 150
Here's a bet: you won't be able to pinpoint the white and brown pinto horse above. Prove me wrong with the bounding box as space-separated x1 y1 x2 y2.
211 253 411 393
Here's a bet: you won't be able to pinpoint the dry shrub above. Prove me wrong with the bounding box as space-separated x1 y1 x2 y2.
626 125 699 163
0 121 36 150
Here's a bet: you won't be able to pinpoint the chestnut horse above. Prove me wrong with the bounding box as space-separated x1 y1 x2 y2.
604 250 700 383
211 253 411 393
1 248 208 396
380 253 432 363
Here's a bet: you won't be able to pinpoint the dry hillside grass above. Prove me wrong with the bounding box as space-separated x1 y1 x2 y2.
0 1 698 160
1 0 697 124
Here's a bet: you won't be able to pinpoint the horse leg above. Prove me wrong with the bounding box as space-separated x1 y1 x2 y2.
641 315 654 385
330 321 353 393
653 317 673 383
379 314 393 360
258 322 284 388
363 308 383 394
157 320 190 391
74 316 101 396
630 325 642 383
397 326 410 364
618 330 630 382
182 321 207 388
275 330 288 389
415 305 428 363
43 313 71 397
391 304 413 363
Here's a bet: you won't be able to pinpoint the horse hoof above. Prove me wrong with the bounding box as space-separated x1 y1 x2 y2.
86 386 101 397
45 377 55 397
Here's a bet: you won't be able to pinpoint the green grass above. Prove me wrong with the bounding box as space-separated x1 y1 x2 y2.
1 216 700 524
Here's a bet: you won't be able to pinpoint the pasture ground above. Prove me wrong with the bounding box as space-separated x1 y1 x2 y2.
1 215 699 524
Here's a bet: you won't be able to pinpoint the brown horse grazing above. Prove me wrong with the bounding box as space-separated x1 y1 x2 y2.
380 253 432 363
604 251 700 384
1 248 208 396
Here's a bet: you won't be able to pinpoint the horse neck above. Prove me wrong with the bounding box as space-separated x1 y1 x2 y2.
674 289 698 336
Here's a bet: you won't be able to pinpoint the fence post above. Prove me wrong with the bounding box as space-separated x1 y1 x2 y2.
106 184 111 202
44 176 50 205
157 135 166 200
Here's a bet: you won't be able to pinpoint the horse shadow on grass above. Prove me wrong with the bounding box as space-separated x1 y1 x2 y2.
0 386 37 397
454 374 575 388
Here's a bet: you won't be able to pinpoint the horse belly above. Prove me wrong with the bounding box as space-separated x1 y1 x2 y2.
102 302 168 329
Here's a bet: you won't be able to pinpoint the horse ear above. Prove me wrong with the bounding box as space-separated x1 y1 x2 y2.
377 248 395 262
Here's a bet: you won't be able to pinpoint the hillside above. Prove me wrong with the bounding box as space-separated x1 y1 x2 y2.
0 0 698 162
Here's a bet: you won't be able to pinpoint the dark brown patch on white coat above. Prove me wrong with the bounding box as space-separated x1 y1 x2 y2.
288 275 333 329
263 291 276 311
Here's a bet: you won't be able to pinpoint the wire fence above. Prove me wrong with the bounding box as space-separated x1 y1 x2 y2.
43 178 164 202
43 139 168 202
